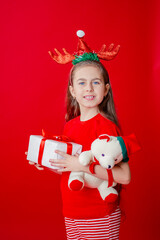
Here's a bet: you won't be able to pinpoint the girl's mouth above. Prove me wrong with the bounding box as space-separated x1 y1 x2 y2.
83 95 95 100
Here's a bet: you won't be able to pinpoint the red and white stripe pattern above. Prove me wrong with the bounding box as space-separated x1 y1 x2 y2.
65 207 121 240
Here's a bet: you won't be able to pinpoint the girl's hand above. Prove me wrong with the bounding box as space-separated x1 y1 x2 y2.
49 150 83 173
25 151 44 170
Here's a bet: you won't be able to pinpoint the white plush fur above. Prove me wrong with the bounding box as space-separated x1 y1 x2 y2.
68 134 123 201
76 30 85 38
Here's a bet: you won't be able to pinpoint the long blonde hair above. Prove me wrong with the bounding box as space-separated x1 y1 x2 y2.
65 61 119 127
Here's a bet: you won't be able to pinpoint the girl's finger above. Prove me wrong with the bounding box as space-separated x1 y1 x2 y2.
57 167 68 172
29 161 35 165
36 166 44 170
55 150 68 158
75 153 80 157
49 159 56 163
50 162 66 167
35 164 44 170
49 159 66 164
25 151 28 155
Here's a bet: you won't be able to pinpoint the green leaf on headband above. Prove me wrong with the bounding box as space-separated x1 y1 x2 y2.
72 52 100 65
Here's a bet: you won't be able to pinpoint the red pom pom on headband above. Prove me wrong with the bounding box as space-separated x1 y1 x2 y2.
48 30 120 65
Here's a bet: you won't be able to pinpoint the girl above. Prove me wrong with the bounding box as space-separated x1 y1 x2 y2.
28 32 131 239
49 60 131 240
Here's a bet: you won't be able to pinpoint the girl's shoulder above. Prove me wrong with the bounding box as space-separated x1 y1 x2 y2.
97 113 121 136
97 113 115 126
65 115 80 126
63 116 80 132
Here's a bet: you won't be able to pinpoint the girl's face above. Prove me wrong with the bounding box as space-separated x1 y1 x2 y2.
69 65 110 113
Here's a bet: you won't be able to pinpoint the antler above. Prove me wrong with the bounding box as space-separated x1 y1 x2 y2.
97 43 120 61
48 48 75 64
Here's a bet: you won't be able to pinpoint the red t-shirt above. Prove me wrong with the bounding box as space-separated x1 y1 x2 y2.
61 113 121 219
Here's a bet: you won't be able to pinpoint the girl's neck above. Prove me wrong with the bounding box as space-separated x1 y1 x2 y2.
80 107 100 121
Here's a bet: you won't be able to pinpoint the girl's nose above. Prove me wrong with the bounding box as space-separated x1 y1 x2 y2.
86 82 93 92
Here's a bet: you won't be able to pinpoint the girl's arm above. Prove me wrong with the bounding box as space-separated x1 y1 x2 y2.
49 150 131 185
81 162 131 185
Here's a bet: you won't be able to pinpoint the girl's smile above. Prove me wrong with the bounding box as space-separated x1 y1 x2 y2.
83 95 95 100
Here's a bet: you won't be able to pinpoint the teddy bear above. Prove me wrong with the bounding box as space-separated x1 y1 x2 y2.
68 133 140 202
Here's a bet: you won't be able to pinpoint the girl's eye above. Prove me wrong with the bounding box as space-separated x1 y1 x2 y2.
93 81 100 85
101 154 105 157
79 82 85 85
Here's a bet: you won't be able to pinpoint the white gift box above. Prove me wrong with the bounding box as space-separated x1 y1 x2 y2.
27 135 82 170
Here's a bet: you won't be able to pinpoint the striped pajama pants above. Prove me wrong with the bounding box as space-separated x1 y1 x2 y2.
64 207 121 240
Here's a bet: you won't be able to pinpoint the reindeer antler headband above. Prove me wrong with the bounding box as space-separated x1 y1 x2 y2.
48 30 120 65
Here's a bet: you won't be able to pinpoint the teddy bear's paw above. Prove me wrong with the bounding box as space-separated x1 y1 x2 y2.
69 179 84 191
104 193 118 203
79 152 91 166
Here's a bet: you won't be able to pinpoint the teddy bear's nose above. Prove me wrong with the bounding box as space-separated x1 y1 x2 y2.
108 165 111 169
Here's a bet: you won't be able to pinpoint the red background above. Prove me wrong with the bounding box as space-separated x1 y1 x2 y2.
1 0 160 239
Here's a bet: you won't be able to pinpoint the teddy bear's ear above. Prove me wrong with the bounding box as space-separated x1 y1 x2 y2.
98 134 110 142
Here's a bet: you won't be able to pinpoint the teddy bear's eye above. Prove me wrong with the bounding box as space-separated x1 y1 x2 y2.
101 154 105 157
